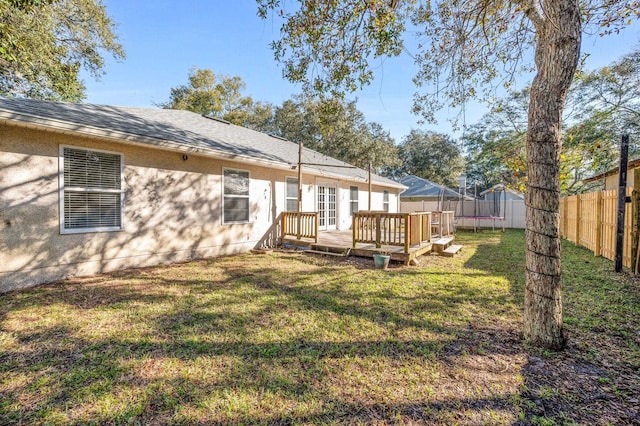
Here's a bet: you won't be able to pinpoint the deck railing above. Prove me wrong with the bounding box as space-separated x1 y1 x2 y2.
352 211 433 253
431 211 455 238
282 211 319 242
410 212 433 246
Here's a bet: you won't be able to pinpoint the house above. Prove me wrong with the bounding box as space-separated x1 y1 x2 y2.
0 97 404 292
398 174 469 215
398 175 462 202
583 158 640 190
479 184 524 201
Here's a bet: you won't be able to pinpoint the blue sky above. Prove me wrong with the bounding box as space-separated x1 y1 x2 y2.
83 1 640 143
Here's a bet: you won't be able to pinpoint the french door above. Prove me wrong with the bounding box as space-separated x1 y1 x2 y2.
317 185 337 231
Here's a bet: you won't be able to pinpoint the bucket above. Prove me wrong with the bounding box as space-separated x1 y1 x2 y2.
373 254 390 270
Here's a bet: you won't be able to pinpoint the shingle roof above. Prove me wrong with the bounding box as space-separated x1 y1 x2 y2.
479 184 524 200
399 175 463 199
0 96 403 189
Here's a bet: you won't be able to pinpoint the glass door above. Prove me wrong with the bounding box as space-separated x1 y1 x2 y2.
317 185 337 231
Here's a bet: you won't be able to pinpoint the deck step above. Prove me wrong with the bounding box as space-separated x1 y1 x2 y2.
305 250 346 257
432 236 455 253
305 246 351 257
442 244 463 257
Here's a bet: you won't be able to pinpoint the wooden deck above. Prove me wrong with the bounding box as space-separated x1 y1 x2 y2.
282 230 438 265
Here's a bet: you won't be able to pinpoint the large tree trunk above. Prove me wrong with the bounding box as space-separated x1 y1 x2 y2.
524 0 581 349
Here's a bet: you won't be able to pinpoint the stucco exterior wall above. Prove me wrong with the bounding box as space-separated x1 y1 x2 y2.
0 126 287 291
1 125 400 291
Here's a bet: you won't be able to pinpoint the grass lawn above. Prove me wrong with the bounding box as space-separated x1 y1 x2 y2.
1 230 638 425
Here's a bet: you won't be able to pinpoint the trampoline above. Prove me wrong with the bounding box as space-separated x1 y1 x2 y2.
454 183 507 231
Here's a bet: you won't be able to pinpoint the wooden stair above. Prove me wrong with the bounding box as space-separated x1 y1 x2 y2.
305 245 351 257
442 244 463 257
432 236 455 254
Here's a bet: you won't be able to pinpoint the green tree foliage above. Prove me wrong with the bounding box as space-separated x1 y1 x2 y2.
465 49 640 196
0 0 124 101
161 71 400 170
160 68 249 119
257 0 639 349
227 100 275 132
573 48 640 130
562 48 640 190
463 89 529 193
397 130 464 188
160 67 277 132
464 127 527 192
272 95 400 171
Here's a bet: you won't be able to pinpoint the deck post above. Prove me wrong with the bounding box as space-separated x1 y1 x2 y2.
315 213 319 243
375 213 382 248
404 214 410 253
297 142 303 241
281 213 287 240
352 215 357 249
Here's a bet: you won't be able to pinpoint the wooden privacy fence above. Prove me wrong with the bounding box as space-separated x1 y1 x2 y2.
352 211 433 253
559 188 635 269
282 212 319 242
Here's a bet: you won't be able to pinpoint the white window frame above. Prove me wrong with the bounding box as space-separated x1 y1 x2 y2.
222 167 251 224
383 190 390 212
349 186 359 215
285 176 299 212
59 145 124 234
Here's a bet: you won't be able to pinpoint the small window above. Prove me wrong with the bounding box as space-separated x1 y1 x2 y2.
286 177 298 212
383 190 389 212
350 186 359 214
223 168 250 223
60 146 124 233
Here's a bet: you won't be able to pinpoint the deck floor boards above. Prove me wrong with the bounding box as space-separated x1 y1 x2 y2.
282 230 435 264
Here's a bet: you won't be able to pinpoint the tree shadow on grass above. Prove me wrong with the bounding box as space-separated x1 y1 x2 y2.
1 250 529 424
460 229 640 425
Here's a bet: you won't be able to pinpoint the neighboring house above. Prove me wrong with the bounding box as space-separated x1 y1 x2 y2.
0 97 404 292
398 175 463 202
399 174 469 214
479 184 524 201
583 158 640 190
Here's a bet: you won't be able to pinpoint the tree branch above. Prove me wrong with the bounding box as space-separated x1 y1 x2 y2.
521 0 544 29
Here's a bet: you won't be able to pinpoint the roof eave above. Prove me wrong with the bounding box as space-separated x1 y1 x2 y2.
584 159 640 183
0 112 404 188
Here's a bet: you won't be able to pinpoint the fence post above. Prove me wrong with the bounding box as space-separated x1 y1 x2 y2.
575 195 581 246
615 134 630 272
561 197 567 238
558 198 563 238
595 192 603 257
375 213 382 248
563 197 567 238
631 189 639 273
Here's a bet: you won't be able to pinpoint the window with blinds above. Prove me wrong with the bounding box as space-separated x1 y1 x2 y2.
223 168 250 223
285 177 298 212
60 146 124 233
383 190 390 212
349 186 359 215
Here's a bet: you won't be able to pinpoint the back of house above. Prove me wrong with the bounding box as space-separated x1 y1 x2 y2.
0 97 404 292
